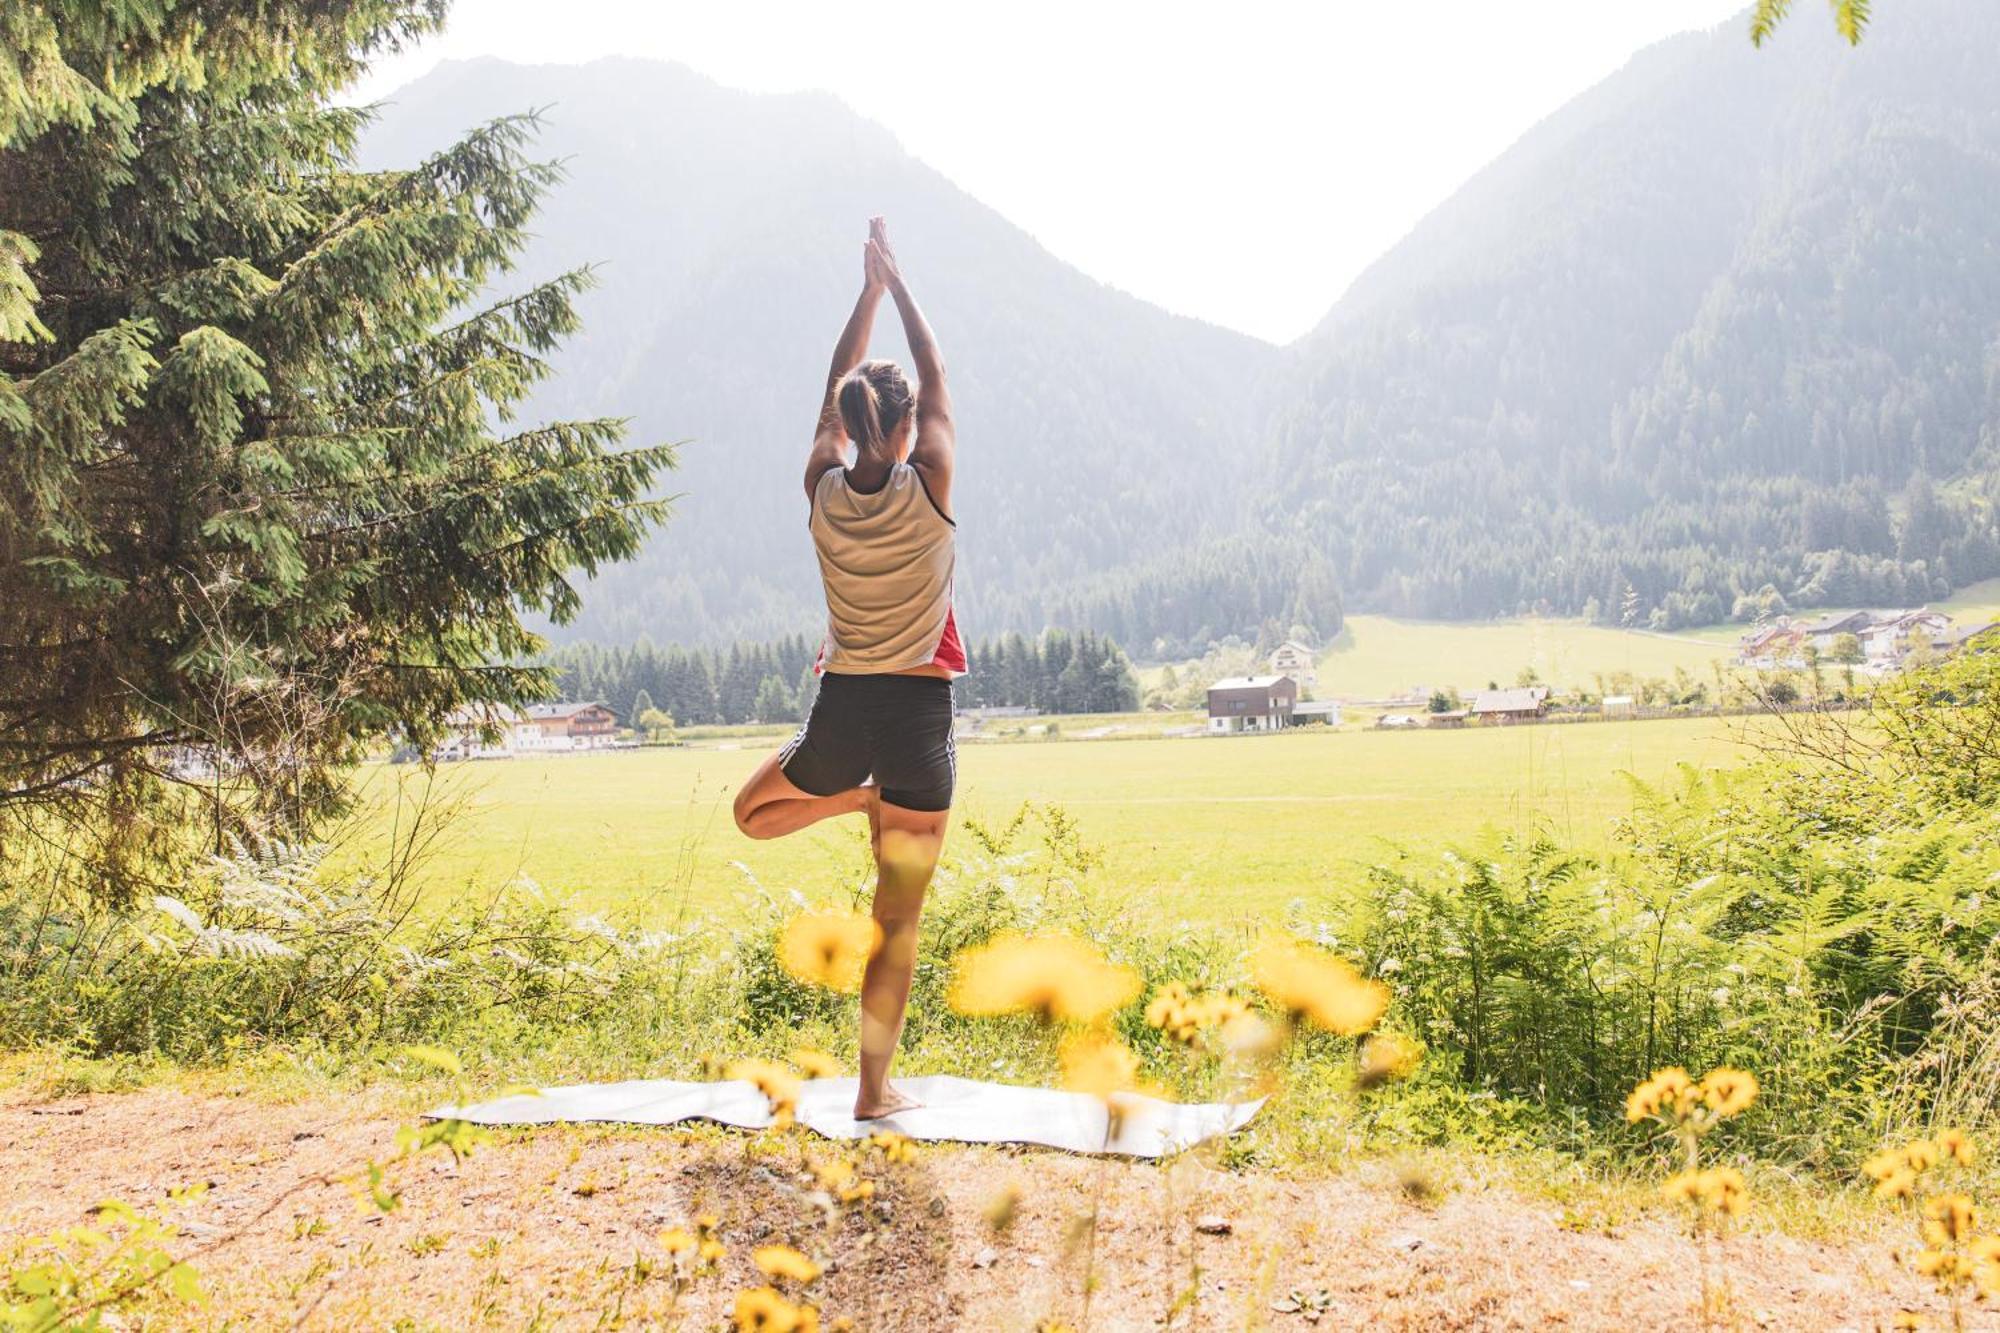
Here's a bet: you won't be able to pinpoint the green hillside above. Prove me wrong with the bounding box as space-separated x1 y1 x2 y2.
1319 615 1732 698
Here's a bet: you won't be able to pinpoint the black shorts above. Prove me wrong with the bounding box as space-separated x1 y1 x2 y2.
780 673 957 813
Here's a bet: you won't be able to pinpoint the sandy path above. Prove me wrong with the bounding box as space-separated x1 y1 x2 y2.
0 1089 1938 1330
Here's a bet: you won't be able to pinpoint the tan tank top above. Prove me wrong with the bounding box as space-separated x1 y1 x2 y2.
810 463 958 674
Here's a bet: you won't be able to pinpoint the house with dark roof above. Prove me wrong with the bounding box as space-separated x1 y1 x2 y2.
1935 622 1997 655
518 701 620 751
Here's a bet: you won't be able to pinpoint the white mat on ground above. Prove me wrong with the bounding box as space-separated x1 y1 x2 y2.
431 1074 1264 1159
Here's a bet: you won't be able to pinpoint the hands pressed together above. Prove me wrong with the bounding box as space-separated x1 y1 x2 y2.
863 215 902 294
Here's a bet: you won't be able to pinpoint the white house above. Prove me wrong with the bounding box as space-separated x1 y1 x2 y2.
438 704 526 760
515 702 621 752
1268 641 1318 692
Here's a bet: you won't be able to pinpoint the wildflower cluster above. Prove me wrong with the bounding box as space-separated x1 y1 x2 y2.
1249 935 1389 1035
657 1212 727 1271
1862 1130 1997 1328
1143 981 1250 1045
948 933 1138 1023
1625 1065 1760 1325
1625 1066 1758 1131
726 1058 804 1128
1627 1065 1758 1227
1060 1030 1141 1100
1355 1032 1422 1090
1864 1129 1976 1201
776 910 880 993
731 1243 844 1331
806 1130 914 1214
1662 1166 1751 1220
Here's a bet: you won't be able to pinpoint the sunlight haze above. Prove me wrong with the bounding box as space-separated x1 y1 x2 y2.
349 0 1751 342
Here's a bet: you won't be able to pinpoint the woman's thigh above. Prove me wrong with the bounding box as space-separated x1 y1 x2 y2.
866 677 956 814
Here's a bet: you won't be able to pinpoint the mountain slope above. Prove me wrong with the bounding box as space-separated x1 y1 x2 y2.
360 59 1317 651
1262 0 2000 627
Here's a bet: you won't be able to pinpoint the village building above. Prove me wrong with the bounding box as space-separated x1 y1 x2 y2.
1736 618 1805 669
1858 610 1951 662
1206 675 1297 733
1470 686 1550 724
1738 608 1965 670
1267 640 1318 692
438 704 527 760
1935 622 1998 655
518 701 620 752
1291 699 1342 727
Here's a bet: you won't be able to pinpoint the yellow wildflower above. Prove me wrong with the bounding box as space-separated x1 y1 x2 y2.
869 1130 915 1164
1863 1148 1907 1182
701 1238 727 1264
1698 1067 1758 1118
1700 1166 1750 1219
1924 1194 1977 1247
659 1226 696 1256
777 911 880 993
726 1058 803 1120
753 1244 823 1284
1217 1009 1284 1060
1250 935 1389 1035
812 1155 857 1192
732 1285 805 1332
1905 1140 1940 1173
1624 1067 1697 1123
1876 1168 1918 1200
1145 981 1192 1032
792 1048 842 1080
1662 1171 1706 1205
1357 1033 1422 1089
1938 1127 1977 1167
1663 1167 1748 1218
949 934 1139 1023
1972 1237 2000 1299
1060 1031 1140 1100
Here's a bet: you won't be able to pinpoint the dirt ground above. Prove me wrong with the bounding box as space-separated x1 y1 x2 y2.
0 1088 1957 1330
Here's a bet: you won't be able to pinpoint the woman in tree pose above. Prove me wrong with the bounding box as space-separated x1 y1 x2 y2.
733 217 961 1120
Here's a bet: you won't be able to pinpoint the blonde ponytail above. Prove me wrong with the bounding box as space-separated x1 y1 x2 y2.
839 369 884 458
837 359 914 462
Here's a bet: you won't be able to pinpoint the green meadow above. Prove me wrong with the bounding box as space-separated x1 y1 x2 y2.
345 714 1756 925
1284 577 2000 699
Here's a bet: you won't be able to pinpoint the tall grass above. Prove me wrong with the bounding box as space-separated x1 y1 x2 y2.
7 661 2000 1174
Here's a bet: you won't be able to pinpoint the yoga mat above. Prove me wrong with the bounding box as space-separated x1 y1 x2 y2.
433 1074 1264 1159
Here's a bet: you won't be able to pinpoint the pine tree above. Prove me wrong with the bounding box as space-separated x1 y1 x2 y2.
0 3 674 894
751 674 794 725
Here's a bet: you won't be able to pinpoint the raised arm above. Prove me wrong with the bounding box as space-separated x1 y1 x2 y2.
805 236 886 502
868 219 954 514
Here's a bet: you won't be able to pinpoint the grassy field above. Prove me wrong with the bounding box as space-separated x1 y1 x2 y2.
345 714 1757 926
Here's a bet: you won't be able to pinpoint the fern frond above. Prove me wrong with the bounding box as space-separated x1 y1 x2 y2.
1750 0 1796 46
1833 0 1871 44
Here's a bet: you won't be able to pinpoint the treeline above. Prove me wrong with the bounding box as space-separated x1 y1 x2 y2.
546 629 1140 725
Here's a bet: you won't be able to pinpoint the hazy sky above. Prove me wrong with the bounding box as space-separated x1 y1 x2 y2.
350 2 1750 344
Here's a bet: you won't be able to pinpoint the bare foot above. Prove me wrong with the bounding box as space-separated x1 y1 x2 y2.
853 1084 921 1120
